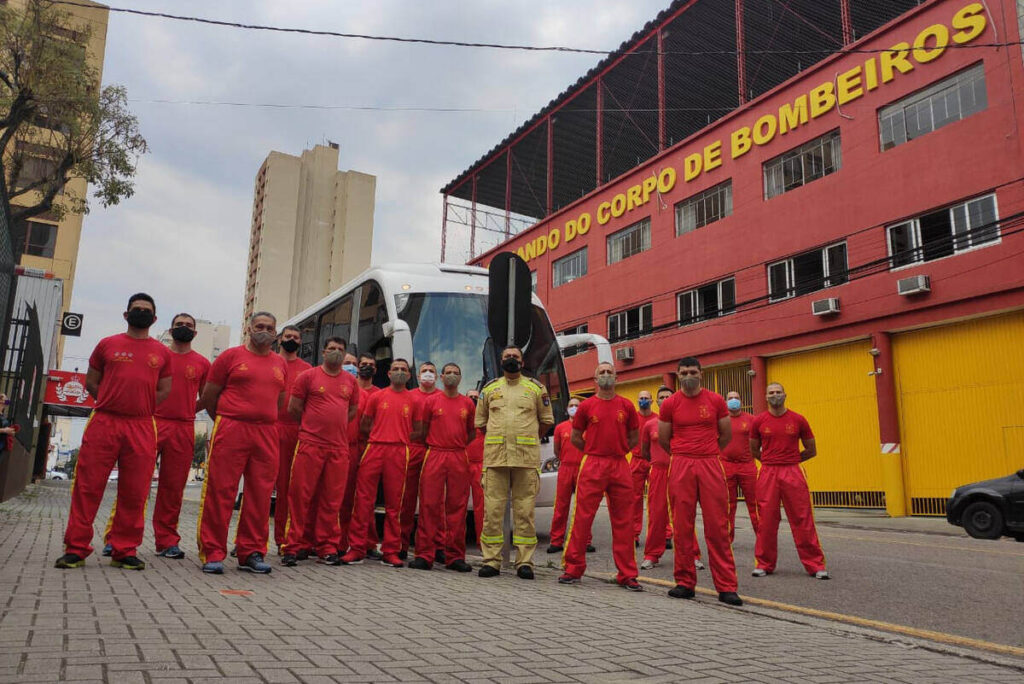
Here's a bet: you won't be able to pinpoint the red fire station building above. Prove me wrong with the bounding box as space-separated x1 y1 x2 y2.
444 0 1024 516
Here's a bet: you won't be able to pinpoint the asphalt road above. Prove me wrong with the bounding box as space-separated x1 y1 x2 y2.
532 502 1024 649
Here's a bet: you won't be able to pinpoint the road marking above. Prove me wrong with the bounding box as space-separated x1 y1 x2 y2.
634 574 1024 658
818 531 1024 558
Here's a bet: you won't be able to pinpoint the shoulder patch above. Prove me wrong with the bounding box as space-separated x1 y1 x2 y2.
482 378 504 394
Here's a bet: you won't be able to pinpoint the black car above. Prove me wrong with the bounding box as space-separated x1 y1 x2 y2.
946 469 1024 540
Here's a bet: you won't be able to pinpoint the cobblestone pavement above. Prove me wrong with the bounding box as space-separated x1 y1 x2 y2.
2 483 1022 684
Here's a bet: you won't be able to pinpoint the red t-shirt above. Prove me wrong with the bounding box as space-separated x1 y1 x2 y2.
721 412 755 462
278 357 312 424
630 410 658 466
553 420 583 466
291 366 360 448
422 392 475 450
640 414 670 467
752 410 814 465
207 346 287 424
571 395 640 457
658 389 728 457
89 333 173 417
155 350 210 421
363 386 417 444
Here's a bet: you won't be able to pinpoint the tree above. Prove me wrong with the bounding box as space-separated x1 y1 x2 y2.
193 432 208 469
0 0 146 225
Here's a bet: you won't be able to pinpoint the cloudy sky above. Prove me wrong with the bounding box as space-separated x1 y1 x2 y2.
60 0 670 369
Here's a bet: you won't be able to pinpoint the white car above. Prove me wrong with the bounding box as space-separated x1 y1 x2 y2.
46 469 68 480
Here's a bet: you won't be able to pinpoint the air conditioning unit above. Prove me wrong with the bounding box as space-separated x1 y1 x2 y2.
897 274 931 296
615 346 635 361
811 298 840 316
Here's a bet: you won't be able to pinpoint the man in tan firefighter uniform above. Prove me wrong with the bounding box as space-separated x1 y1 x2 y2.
476 345 555 579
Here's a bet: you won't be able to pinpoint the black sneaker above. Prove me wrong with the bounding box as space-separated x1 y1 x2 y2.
446 559 472 573
156 545 185 559
668 585 695 599
281 554 298 567
621 578 644 592
110 556 146 571
229 546 237 558
586 544 596 553
397 549 408 561
478 565 500 578
296 549 310 561
366 548 383 561
408 557 431 571
320 554 341 566
664 538 673 550
718 591 743 606
516 565 534 580
434 549 446 564
54 553 85 569
546 544 563 553
240 553 272 574
101 544 113 557
557 573 580 585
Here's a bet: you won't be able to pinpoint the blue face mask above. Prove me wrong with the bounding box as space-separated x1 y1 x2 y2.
726 398 742 411
638 398 652 409
342 363 359 377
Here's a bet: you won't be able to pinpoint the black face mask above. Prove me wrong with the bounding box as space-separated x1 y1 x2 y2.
170 326 196 342
126 309 155 329
280 339 300 353
358 364 375 378
501 358 522 374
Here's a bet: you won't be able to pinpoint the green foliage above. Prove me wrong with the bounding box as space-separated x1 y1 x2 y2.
193 432 208 468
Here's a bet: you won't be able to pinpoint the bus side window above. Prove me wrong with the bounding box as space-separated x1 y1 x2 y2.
298 317 317 364
357 281 390 387
319 294 354 355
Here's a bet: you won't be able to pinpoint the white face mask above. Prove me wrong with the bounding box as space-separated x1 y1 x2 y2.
420 371 436 384
567 406 578 417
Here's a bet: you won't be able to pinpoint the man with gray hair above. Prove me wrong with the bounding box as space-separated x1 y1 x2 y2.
196 312 288 575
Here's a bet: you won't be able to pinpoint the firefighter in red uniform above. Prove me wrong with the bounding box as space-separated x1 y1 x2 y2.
465 389 485 546
273 325 312 554
640 386 674 570
751 383 829 579
547 397 594 553
658 356 742 606
629 390 656 545
401 361 438 558
56 294 172 570
409 363 476 572
558 362 642 592
722 390 759 543
280 337 359 566
338 353 381 556
341 358 417 567
197 312 287 574
151 313 210 559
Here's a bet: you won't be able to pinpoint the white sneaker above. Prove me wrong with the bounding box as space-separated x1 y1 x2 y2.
751 568 767 577
694 559 705 570
815 570 831 580
639 558 656 570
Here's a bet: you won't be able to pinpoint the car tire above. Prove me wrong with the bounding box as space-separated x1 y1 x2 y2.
961 501 1004 540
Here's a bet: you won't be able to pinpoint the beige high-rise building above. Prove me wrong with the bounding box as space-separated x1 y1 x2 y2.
242 144 375 329
157 319 231 362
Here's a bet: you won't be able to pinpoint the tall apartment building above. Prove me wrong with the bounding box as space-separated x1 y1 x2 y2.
242 144 375 330
157 319 230 362
7 0 108 363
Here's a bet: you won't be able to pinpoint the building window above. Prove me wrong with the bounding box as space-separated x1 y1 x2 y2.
879 63 986 151
552 247 587 287
559 323 588 358
530 271 537 293
13 141 63 194
607 218 651 265
607 303 652 343
887 194 998 268
768 243 848 301
677 278 736 326
676 180 733 236
764 130 841 199
15 219 58 258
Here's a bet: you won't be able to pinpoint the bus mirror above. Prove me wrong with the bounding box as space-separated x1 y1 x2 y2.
383 319 410 338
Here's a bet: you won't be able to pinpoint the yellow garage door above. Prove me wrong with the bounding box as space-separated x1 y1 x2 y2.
767 340 884 508
893 312 1024 515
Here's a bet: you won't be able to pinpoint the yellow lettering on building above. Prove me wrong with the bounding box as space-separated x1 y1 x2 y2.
809 82 836 118
548 228 560 250
657 167 676 193
684 152 703 181
626 184 643 211
641 176 657 203
577 212 591 236
597 201 611 225
913 23 949 63
836 65 864 105
752 113 778 145
951 3 987 44
863 57 879 91
880 42 914 83
778 96 808 134
731 126 752 159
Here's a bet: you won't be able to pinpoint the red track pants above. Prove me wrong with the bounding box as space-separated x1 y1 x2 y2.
348 443 408 556
337 441 379 552
197 417 278 564
549 462 593 547
283 441 349 556
754 464 826 574
642 463 672 562
468 460 484 546
152 418 194 551
274 422 300 547
723 459 760 543
64 412 157 560
630 457 650 539
401 444 425 551
667 455 737 592
415 448 470 564
563 456 638 584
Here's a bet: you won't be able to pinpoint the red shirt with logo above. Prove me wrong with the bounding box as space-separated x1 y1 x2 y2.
348 385 377 451
155 350 210 421
640 414 670 467
89 333 173 417
571 395 640 458
363 386 417 444
658 389 728 457
554 420 583 466
207 345 287 424
291 366 360 448
421 392 475 450
752 410 814 465
721 412 756 462
278 357 312 424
